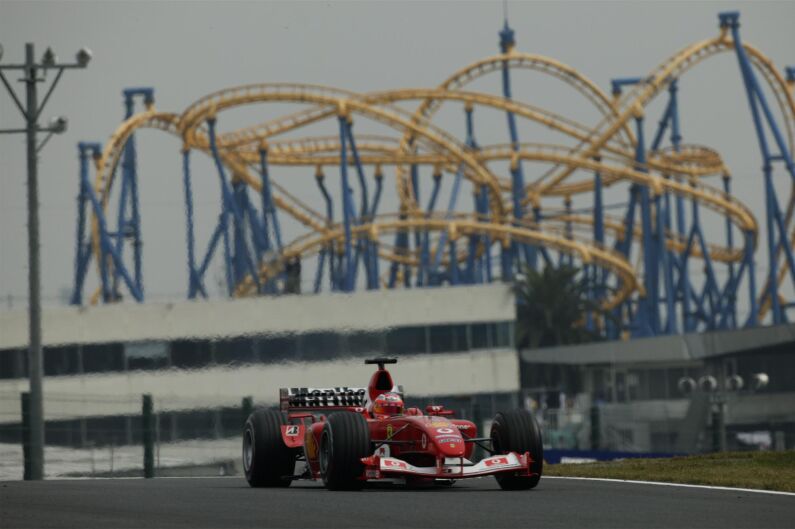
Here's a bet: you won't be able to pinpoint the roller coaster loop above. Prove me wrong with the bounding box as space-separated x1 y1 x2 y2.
71 11 795 339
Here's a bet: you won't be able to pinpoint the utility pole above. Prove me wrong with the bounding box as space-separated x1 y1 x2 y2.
0 42 92 480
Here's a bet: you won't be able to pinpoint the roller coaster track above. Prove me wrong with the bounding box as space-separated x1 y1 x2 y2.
75 11 795 336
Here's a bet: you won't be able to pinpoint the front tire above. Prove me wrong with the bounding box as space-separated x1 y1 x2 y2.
490 409 543 490
243 409 296 487
319 412 370 490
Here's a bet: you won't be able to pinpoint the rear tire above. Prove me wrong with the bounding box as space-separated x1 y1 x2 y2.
243 409 296 487
490 409 543 490
319 412 370 490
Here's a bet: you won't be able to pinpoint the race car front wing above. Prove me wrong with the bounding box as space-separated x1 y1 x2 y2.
361 452 535 480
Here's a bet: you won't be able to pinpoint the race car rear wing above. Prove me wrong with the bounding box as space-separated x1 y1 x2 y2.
280 387 368 412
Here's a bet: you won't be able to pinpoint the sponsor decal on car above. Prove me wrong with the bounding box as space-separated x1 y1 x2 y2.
285 425 300 436
386 424 394 438
421 433 427 449
382 458 408 470
483 456 511 468
456 424 471 430
435 437 461 444
286 387 367 408
435 427 455 434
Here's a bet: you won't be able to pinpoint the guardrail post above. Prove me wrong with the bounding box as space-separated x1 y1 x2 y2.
590 404 601 450
142 394 154 478
242 396 253 424
21 392 32 480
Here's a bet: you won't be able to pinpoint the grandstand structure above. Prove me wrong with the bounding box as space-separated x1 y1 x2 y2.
70 11 795 339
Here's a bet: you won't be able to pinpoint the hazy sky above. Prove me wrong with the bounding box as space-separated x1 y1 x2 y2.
1 0 793 313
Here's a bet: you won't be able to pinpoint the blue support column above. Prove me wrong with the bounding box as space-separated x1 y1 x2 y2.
258 144 282 252
370 167 384 219
220 212 234 295
478 185 493 282
344 120 369 219
722 11 795 324
635 115 658 334
206 117 260 295
464 104 481 284
344 119 376 289
722 174 737 327
257 146 273 254
78 148 143 302
563 196 573 267
337 113 355 291
315 166 335 292
71 143 103 305
744 229 759 327
420 169 443 286
448 238 460 285
116 88 153 300
500 21 535 272
430 165 464 277
231 181 249 288
656 192 677 333
592 163 606 335
181 147 205 299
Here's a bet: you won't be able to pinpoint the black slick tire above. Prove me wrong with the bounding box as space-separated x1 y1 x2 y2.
490 409 543 490
319 412 370 490
242 409 296 487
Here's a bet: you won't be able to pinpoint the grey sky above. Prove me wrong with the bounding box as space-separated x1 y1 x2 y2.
1 1 793 312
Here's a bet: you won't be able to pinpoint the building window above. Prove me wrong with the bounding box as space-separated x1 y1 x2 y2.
256 335 298 362
0 349 26 379
213 338 255 367
345 331 385 356
44 346 80 376
125 341 170 371
386 326 427 355
82 344 124 374
471 323 492 349
429 325 455 353
298 332 340 361
170 340 212 369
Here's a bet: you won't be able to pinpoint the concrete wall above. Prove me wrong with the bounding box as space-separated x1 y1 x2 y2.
0 284 514 349
0 349 519 423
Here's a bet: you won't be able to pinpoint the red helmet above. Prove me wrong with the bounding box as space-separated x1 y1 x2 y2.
372 392 404 416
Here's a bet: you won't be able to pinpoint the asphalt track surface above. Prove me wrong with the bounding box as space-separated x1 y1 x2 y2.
2 477 794 529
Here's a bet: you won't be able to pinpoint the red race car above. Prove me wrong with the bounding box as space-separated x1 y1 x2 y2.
242 358 543 490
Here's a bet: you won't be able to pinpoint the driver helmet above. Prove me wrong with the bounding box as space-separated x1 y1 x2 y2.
372 392 404 416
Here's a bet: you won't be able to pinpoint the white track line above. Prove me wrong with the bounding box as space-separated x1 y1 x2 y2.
7 475 795 496
545 476 795 496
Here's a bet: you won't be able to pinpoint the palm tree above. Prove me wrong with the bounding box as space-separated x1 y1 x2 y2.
513 264 606 349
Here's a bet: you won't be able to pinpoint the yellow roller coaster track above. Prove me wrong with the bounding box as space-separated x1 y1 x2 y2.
84 23 793 319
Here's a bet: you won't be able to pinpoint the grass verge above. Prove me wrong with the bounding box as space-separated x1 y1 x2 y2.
545 451 795 493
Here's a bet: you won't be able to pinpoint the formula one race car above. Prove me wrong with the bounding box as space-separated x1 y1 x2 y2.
242 358 543 490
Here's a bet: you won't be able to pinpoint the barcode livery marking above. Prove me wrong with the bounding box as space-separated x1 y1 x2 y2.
286 387 367 407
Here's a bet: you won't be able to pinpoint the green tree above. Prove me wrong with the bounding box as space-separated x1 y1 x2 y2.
513 264 604 349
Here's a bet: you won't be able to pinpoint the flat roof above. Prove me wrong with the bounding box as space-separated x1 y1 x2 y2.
520 323 795 365
0 284 514 349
